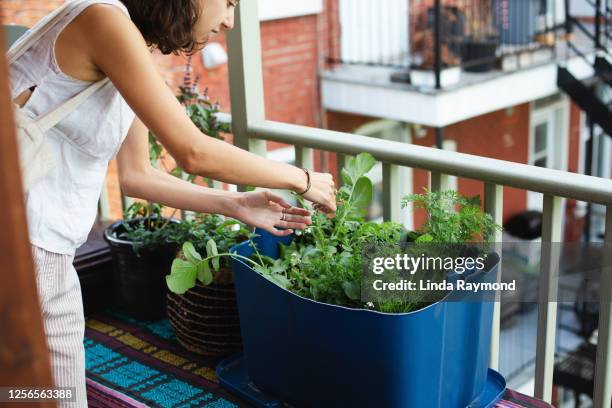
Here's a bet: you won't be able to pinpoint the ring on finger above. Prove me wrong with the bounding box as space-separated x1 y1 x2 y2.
281 212 286 221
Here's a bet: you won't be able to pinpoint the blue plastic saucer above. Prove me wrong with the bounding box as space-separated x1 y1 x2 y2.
216 353 284 408
468 369 507 408
217 353 506 408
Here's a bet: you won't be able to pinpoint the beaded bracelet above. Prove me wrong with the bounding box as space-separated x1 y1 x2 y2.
297 167 311 195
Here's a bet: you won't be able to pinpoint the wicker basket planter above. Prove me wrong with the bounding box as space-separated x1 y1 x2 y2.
167 269 242 357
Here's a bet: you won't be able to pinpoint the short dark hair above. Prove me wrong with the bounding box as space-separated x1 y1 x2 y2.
119 0 204 55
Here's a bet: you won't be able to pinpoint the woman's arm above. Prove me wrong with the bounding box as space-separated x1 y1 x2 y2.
117 117 312 236
77 5 336 212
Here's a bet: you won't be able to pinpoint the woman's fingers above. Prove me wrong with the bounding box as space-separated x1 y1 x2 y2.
266 226 293 237
284 206 311 216
265 191 291 209
277 211 311 227
283 209 312 225
275 220 309 230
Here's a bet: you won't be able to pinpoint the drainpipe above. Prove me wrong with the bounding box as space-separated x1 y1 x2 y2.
434 0 442 89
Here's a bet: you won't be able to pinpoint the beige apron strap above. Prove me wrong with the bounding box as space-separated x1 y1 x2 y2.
35 78 110 131
7 0 110 131
6 0 82 64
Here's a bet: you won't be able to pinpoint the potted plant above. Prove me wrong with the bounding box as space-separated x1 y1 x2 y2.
165 214 251 357
222 153 506 407
460 0 500 72
104 202 183 319
407 4 464 87
104 57 230 320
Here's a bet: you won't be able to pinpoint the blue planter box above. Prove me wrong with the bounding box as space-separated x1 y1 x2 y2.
229 230 502 408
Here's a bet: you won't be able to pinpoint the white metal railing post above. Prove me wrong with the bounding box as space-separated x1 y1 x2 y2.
484 183 503 370
430 172 450 192
295 146 314 170
383 163 402 223
226 0 266 190
534 194 563 402
593 206 612 408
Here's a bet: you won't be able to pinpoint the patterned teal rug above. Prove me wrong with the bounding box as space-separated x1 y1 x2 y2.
85 310 251 408
85 310 552 408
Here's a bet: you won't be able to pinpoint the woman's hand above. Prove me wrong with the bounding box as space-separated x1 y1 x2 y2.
233 190 312 237
300 171 337 215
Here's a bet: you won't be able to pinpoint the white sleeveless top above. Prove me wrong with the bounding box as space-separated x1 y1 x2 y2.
9 0 136 255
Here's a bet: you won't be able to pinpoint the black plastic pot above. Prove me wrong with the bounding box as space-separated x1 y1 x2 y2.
461 39 499 72
104 218 180 320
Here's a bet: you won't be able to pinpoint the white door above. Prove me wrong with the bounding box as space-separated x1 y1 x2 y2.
528 112 555 210
528 98 569 210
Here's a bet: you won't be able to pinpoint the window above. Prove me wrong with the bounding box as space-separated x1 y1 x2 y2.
532 121 552 169
259 0 323 21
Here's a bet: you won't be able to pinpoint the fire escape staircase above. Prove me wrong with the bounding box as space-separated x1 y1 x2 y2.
557 1 612 136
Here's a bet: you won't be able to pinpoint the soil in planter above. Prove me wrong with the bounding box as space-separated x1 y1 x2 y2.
167 270 242 357
104 218 179 320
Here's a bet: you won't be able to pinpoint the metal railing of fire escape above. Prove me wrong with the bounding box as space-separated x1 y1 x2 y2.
325 0 561 90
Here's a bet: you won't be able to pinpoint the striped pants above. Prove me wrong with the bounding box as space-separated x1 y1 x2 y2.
32 245 87 407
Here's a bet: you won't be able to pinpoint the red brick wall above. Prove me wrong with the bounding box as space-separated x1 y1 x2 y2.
2 1 324 219
410 104 530 229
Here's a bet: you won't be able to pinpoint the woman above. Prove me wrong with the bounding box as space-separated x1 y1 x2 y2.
9 0 337 406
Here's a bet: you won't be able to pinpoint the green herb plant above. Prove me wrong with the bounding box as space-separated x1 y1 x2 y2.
401 190 500 244
165 152 502 313
117 202 184 255
165 215 252 294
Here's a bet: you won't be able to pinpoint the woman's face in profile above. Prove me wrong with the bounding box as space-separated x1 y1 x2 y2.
195 0 237 44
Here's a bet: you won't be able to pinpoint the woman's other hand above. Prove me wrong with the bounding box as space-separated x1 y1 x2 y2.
233 191 312 237
299 171 337 215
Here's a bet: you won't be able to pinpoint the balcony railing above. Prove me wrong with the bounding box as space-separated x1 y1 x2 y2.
326 0 563 89
225 1 612 406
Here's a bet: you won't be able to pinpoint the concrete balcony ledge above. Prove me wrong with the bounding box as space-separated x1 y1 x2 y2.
321 52 596 128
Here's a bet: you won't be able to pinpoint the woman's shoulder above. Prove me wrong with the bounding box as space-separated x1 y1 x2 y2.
72 2 148 56
57 0 138 53
73 0 131 19
71 1 133 27
54 0 142 82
